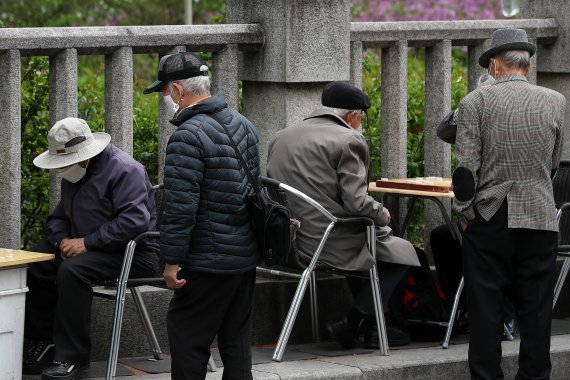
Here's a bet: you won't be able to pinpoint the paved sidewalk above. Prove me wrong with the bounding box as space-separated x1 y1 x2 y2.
89 333 570 379
24 320 570 380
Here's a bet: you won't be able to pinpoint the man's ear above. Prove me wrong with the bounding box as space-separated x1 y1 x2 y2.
523 63 531 77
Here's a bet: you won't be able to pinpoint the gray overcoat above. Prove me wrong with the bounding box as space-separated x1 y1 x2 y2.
267 109 419 271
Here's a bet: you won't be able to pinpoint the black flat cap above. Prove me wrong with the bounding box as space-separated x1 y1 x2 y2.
144 52 208 94
479 28 536 68
321 81 371 110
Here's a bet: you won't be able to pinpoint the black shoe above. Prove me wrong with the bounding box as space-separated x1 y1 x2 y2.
364 324 411 348
326 318 359 349
22 340 55 374
41 361 88 380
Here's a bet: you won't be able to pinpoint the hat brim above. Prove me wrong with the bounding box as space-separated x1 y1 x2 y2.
143 79 165 94
33 132 111 169
479 42 536 68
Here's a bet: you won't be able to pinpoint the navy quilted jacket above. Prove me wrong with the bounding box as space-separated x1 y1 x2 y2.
160 95 261 273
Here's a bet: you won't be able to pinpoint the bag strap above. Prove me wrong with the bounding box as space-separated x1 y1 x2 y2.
208 113 260 194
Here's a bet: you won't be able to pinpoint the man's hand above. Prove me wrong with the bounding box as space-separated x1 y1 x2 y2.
459 217 468 232
163 264 186 289
382 207 391 226
60 238 87 259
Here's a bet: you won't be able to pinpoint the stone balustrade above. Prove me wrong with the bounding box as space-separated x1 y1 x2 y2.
0 3 566 254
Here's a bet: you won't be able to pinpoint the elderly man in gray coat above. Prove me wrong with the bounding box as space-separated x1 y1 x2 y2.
453 29 565 380
267 81 419 349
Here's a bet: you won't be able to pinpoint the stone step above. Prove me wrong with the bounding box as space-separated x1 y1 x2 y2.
89 260 570 362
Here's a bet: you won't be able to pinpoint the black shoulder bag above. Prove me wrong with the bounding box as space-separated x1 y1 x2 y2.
209 113 291 267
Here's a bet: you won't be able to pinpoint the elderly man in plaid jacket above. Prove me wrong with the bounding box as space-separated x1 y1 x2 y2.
453 29 566 380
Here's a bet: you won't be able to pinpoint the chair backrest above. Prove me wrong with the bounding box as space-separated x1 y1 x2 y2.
552 161 570 245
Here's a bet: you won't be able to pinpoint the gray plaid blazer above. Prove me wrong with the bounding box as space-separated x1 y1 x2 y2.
453 74 565 231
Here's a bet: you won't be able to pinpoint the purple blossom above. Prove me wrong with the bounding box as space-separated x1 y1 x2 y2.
353 0 504 22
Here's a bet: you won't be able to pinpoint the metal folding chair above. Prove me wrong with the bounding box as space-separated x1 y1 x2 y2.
93 184 216 379
256 177 389 361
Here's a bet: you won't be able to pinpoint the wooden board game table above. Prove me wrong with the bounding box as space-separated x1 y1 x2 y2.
369 177 496 349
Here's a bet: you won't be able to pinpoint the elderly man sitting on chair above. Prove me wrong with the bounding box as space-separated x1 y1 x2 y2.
23 117 159 380
267 81 420 348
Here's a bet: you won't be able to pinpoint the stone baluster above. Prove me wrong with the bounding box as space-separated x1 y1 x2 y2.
380 41 408 220
350 41 363 89
468 42 488 93
0 50 21 249
158 46 186 183
424 40 452 258
212 44 240 111
105 47 134 155
49 48 78 211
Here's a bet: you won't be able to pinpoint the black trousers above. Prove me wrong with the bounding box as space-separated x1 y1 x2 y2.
24 240 156 365
167 268 256 380
347 261 409 314
462 203 558 380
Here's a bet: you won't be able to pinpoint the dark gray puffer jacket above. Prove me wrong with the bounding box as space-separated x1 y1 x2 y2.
160 95 261 273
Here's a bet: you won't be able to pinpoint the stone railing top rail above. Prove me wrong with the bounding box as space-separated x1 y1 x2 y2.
351 18 559 47
0 23 264 56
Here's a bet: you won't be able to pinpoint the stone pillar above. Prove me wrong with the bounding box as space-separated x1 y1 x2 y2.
521 0 570 158
212 44 240 111
424 40 452 259
49 49 78 211
0 50 21 249
350 41 363 89
158 46 185 183
468 42 488 93
227 0 351 172
105 47 133 155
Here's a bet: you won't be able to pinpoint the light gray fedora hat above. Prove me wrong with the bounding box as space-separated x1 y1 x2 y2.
479 28 536 68
33 117 111 169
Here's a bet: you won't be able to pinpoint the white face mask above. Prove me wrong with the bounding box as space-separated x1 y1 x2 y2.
56 163 87 183
356 125 363 134
163 95 179 113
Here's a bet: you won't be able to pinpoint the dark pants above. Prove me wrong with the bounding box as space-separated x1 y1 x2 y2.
462 203 558 380
347 261 409 314
431 224 465 310
167 269 256 380
24 240 156 365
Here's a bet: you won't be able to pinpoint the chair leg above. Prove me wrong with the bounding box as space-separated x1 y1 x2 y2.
553 257 570 309
106 240 137 380
272 266 314 361
130 287 163 360
367 225 389 356
309 271 320 342
443 276 464 349
207 354 217 372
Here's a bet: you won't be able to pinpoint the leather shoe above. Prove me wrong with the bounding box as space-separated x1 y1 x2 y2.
22 339 54 374
364 324 411 348
41 361 88 380
326 318 359 349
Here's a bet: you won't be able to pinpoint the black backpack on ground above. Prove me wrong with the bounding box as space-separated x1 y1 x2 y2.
390 246 450 341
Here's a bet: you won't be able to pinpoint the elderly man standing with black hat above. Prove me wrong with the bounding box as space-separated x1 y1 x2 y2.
267 81 420 349
144 52 261 379
453 28 565 379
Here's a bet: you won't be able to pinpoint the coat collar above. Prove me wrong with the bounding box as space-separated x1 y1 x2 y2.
494 74 528 85
170 95 228 127
304 109 352 129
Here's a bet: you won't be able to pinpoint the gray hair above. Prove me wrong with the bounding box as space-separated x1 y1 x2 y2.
495 50 531 69
168 75 211 97
324 106 359 118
